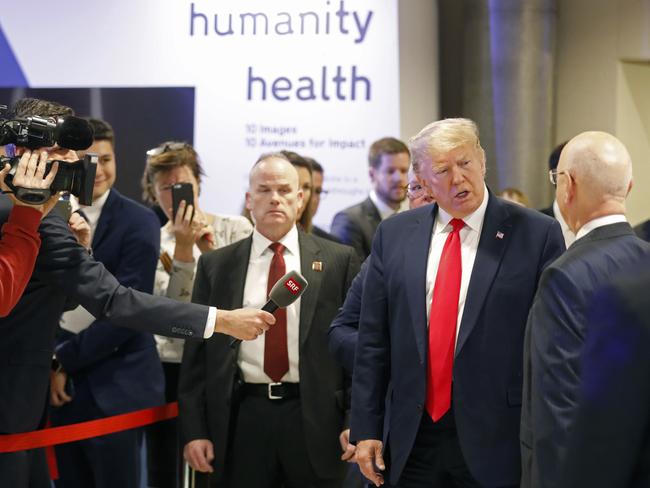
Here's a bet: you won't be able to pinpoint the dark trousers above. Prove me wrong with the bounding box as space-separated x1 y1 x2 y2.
50 377 143 488
392 411 480 488
147 362 183 488
0 448 50 488
197 394 343 488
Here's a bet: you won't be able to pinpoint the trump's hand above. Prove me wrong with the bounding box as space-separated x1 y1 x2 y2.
356 439 385 486
339 429 357 462
184 439 214 473
215 308 275 341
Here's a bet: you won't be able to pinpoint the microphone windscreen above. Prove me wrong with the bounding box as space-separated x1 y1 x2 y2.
268 270 308 307
57 116 95 150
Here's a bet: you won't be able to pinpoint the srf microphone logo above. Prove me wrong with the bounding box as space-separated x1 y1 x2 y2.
284 279 301 295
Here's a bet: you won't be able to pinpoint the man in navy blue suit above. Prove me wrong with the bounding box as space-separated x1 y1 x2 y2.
520 131 650 488
49 118 164 488
559 259 650 488
350 118 565 487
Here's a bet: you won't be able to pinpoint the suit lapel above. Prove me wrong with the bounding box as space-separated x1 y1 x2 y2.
92 189 118 250
223 237 252 355
405 205 437 363
455 195 511 357
297 232 322 349
362 197 382 227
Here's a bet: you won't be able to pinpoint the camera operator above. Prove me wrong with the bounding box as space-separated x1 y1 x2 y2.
0 98 274 488
0 149 59 316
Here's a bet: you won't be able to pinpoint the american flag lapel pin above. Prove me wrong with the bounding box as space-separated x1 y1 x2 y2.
312 261 323 272
496 231 504 240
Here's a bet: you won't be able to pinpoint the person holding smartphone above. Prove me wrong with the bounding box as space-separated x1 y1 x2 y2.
0 148 61 316
141 141 252 488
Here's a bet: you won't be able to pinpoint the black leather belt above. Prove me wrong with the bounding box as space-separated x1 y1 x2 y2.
241 382 300 400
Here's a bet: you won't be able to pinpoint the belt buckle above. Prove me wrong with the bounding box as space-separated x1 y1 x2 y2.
268 382 283 400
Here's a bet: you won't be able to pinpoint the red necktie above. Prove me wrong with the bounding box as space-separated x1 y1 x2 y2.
263 242 289 382
426 218 464 422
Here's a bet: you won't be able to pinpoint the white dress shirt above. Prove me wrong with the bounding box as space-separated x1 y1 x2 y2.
553 200 576 248
574 214 627 242
426 186 489 345
238 225 301 383
369 190 409 220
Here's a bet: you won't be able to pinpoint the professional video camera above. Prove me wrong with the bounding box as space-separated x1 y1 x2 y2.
0 105 97 205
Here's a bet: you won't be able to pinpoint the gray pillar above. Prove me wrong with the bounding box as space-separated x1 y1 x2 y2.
461 0 557 208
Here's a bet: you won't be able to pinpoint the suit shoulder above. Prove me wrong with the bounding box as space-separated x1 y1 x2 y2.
307 232 356 258
333 199 368 220
115 193 158 223
502 199 557 227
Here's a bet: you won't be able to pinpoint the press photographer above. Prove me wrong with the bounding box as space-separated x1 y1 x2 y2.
0 98 274 488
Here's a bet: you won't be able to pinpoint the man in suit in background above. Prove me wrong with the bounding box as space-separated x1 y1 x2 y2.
0 98 274 488
331 137 410 261
180 153 360 487
521 131 650 488
559 258 650 488
538 142 575 248
351 118 564 488
306 157 341 243
49 118 165 488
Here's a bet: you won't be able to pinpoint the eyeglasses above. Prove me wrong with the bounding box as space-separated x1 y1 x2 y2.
146 142 192 158
406 183 426 198
549 169 570 186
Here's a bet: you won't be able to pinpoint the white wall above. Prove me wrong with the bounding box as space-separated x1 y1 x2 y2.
555 0 650 225
399 0 440 141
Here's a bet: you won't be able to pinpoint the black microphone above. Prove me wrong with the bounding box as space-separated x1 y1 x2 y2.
229 270 309 347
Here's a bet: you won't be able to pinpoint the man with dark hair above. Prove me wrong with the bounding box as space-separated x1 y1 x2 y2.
11 97 74 119
306 157 341 243
0 98 274 488
331 137 410 261
49 117 165 488
539 141 574 247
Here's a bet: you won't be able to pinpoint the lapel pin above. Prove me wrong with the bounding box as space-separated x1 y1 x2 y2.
496 231 504 240
312 261 323 272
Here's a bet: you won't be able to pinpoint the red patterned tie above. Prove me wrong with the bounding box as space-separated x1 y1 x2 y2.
263 242 289 382
426 218 464 422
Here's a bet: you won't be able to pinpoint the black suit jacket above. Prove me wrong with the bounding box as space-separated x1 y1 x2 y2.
179 231 360 484
560 257 650 488
350 196 565 486
330 197 381 261
0 195 209 434
634 218 650 242
521 223 650 488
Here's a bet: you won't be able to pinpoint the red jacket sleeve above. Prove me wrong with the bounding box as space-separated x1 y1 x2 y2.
0 205 42 317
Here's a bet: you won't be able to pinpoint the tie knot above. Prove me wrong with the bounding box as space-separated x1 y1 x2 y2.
269 242 285 255
450 218 465 233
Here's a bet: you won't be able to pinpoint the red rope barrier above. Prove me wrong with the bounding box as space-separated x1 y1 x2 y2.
0 402 178 453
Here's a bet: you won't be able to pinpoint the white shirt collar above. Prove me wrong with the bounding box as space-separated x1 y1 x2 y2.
251 224 300 259
553 199 576 247
434 183 489 235
369 190 408 220
575 214 627 241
